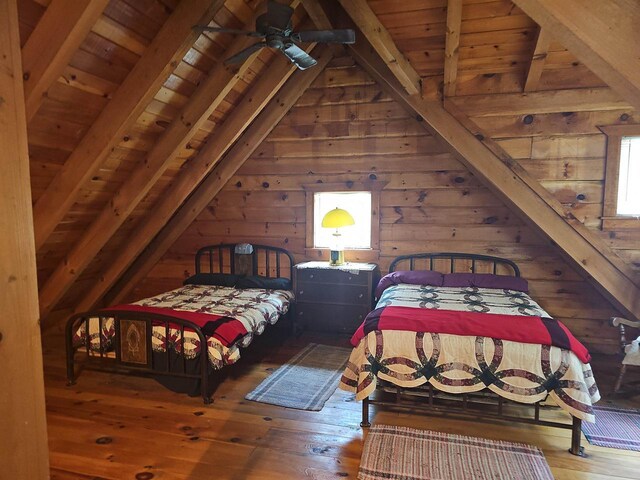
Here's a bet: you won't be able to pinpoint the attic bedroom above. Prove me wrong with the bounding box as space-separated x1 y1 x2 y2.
2 0 639 478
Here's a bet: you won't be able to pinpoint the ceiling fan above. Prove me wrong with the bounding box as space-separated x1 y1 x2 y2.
194 0 355 70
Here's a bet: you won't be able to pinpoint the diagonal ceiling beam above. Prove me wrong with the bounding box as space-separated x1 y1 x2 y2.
335 0 421 96
22 0 110 122
312 0 640 319
523 27 551 92
37 4 302 317
31 0 224 251
512 0 640 111
443 0 462 97
72 47 332 315
323 1 640 321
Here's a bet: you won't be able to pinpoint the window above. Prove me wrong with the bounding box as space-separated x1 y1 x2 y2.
303 181 384 255
616 136 640 215
600 125 640 228
313 191 372 249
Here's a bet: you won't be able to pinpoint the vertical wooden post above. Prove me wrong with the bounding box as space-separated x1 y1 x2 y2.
0 0 50 477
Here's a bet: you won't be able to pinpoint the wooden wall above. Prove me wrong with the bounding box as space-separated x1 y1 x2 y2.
130 57 631 354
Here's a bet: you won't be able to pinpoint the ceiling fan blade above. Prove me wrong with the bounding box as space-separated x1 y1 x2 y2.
293 29 355 44
282 43 317 70
195 26 264 38
224 42 267 65
267 0 294 31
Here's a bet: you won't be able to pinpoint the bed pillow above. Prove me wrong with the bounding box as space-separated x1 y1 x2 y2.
443 272 529 292
183 273 241 287
375 270 444 298
236 275 292 290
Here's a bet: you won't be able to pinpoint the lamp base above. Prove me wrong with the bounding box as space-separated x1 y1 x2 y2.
329 249 345 266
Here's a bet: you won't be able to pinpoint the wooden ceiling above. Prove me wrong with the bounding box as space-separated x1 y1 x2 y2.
15 0 640 324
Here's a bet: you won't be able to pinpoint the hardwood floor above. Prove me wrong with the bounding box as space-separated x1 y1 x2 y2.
44 330 640 479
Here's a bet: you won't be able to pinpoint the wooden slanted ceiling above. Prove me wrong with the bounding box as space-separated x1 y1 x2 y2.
37 2 302 317
512 0 640 111
32 0 225 250
17 0 639 336
22 0 111 122
312 0 640 322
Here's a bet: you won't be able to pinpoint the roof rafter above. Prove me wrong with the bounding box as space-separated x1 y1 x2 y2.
443 0 462 97
320 0 640 322
71 47 331 315
523 27 551 92
37 3 302 318
512 0 640 110
31 0 224 251
22 0 110 122
100 47 333 308
336 0 421 96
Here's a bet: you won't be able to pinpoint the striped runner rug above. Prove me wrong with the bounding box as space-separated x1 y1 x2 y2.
245 343 351 411
359 425 553 480
582 405 640 451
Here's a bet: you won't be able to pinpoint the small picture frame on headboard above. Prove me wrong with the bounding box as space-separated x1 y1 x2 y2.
234 243 254 255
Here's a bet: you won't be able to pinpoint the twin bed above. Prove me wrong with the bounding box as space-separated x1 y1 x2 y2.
66 247 598 455
65 244 295 403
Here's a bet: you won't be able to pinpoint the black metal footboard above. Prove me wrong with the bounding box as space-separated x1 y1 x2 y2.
65 310 213 404
360 383 584 456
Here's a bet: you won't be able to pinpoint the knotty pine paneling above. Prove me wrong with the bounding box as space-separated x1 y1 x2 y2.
132 62 626 354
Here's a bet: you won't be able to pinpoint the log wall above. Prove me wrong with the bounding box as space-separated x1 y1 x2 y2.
131 58 633 354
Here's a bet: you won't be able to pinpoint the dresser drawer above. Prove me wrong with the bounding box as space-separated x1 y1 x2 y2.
296 268 370 286
296 282 369 305
296 303 369 334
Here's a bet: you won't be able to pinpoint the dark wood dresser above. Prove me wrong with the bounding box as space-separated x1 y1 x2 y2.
293 261 380 334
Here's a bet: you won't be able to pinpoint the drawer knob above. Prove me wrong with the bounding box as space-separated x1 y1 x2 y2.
299 290 304 295
358 293 363 298
299 312 304 316
358 315 363 320
309 274 314 279
348 276 352 281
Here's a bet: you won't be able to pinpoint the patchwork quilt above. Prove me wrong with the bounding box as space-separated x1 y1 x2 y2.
339 283 600 422
73 284 293 369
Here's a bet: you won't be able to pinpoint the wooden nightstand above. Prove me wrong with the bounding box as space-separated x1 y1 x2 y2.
293 261 380 334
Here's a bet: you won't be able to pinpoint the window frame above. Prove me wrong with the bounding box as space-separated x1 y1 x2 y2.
599 124 640 229
303 181 385 260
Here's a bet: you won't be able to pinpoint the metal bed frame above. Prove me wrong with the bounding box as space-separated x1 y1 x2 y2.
65 243 294 404
360 252 585 456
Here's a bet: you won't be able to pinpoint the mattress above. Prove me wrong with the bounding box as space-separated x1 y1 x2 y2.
339 283 600 422
73 284 293 369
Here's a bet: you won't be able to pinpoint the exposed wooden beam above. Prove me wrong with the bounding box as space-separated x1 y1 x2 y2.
0 1 49 476
37 7 303 317
349 34 640 322
450 87 631 117
523 27 551 92
512 0 640 111
336 0 421 96
22 0 110 122
31 0 224 250
443 0 462 97
74 47 333 313
105 51 332 306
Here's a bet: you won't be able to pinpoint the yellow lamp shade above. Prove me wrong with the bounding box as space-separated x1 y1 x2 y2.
321 208 355 228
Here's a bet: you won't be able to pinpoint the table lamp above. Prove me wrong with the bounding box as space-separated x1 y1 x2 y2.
322 207 355 266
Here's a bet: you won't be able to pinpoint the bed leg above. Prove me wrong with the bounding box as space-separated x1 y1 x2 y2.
200 352 212 405
569 416 585 457
65 319 76 386
360 396 371 428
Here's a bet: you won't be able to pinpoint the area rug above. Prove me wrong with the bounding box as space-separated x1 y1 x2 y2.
245 343 351 411
582 405 640 451
359 425 553 480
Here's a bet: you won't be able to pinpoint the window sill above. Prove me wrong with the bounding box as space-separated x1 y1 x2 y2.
304 248 381 263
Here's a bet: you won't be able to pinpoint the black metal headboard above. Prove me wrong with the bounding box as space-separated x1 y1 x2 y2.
389 252 520 277
195 244 295 279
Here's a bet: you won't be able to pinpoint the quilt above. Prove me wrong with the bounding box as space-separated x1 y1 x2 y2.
339 283 600 422
73 284 293 369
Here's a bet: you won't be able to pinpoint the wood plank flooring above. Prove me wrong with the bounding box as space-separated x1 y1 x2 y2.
43 330 640 479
